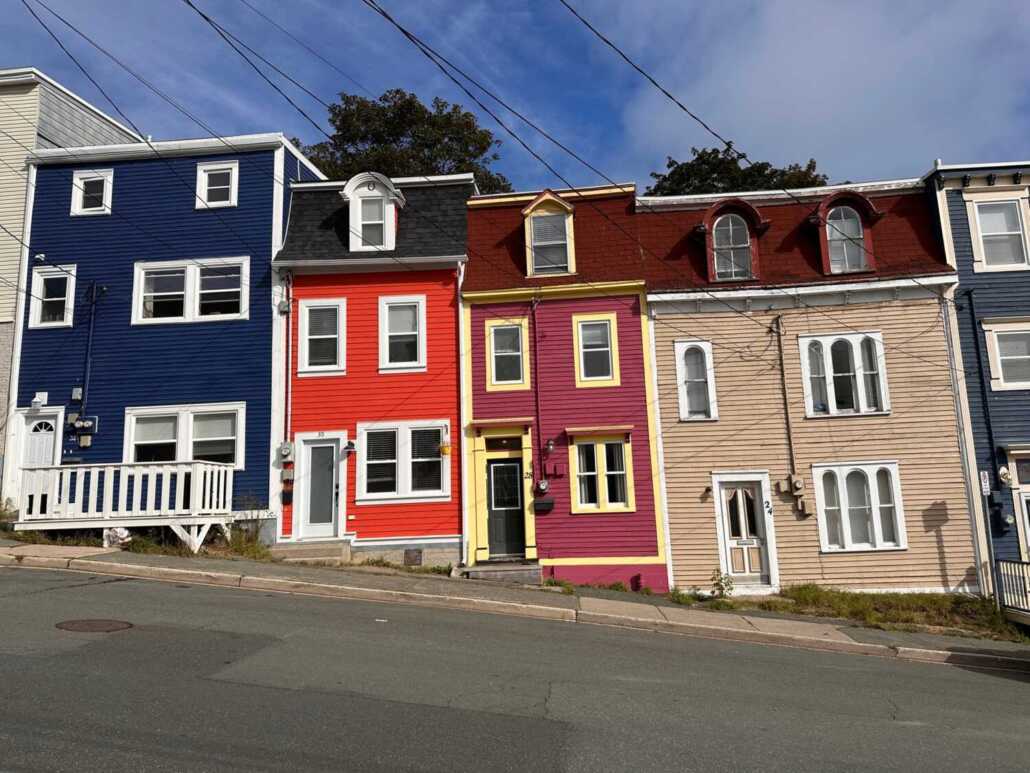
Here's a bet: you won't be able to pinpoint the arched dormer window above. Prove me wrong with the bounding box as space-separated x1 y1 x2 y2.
522 189 575 277
698 198 769 282
813 191 882 275
341 172 406 252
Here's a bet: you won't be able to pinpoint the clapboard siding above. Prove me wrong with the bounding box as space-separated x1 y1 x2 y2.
0 82 39 321
36 83 137 149
655 298 978 590
17 149 278 509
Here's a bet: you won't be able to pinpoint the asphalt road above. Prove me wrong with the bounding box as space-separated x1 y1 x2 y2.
1 567 1028 772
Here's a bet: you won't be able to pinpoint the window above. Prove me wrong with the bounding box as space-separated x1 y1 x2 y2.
343 173 403 252
486 317 530 391
299 299 346 375
813 462 906 552
964 189 1030 271
800 333 889 416
70 169 113 216
29 265 76 328
356 420 451 502
132 257 249 325
573 312 620 388
522 192 575 276
982 319 1030 390
378 295 426 372
713 213 752 280
196 161 239 208
569 435 635 513
124 402 245 469
673 340 718 420
360 197 385 247
826 206 867 273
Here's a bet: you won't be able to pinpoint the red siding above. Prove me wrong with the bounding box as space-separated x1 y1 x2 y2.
471 295 659 559
284 269 461 540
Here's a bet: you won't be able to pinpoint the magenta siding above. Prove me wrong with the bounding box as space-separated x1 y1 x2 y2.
471 294 659 559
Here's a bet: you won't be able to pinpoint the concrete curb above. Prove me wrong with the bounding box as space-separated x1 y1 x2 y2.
5 559 1028 672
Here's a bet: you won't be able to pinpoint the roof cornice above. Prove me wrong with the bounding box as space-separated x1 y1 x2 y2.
637 178 922 211
27 132 291 165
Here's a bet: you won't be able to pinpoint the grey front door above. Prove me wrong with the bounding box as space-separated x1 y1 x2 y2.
301 440 339 539
487 459 525 557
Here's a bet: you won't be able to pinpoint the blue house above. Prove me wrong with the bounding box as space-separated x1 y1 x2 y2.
3 133 324 548
928 160 1030 579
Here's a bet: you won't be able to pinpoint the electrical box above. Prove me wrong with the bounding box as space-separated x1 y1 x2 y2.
279 441 294 462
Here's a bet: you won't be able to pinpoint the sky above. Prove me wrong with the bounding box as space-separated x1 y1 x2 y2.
2 0 1029 191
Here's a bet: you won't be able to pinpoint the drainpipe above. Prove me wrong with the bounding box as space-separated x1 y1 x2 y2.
283 270 293 443
79 281 104 421
530 296 544 468
773 315 799 479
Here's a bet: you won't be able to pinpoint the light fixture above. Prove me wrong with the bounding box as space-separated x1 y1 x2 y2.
545 438 555 454
537 478 550 494
345 440 356 455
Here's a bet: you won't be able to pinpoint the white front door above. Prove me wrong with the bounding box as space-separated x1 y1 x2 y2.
298 437 342 540
719 482 770 585
25 418 57 466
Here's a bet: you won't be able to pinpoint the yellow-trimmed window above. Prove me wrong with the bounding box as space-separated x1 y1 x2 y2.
522 191 576 277
485 317 530 391
569 435 635 513
572 312 620 388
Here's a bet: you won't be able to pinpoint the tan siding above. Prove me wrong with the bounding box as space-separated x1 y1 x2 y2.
655 298 978 591
0 83 40 321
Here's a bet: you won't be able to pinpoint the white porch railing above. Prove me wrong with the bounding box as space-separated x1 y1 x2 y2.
19 461 234 522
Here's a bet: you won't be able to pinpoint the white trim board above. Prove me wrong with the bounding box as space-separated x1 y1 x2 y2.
648 274 957 304
710 470 779 589
293 430 348 541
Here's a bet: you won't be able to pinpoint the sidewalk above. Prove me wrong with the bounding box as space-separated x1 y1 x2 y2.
3 539 1029 672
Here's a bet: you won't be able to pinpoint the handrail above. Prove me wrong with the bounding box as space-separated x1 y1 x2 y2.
21 461 235 470
996 559 1030 615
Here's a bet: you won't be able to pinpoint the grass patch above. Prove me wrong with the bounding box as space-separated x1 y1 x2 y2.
667 586 699 605
544 578 576 595
122 528 194 557
224 522 271 561
358 557 452 576
1 528 103 547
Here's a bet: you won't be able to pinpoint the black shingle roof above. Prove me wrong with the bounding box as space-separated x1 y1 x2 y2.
275 180 472 262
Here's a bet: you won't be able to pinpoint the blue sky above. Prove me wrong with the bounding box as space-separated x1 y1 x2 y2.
3 0 1029 191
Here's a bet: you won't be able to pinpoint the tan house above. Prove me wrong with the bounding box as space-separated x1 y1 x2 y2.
637 180 989 594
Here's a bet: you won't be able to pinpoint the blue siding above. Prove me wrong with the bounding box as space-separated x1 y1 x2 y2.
19 149 278 509
948 187 1028 560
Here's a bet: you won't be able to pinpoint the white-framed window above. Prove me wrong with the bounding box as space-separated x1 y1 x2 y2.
799 333 889 417
486 317 530 390
530 213 569 274
343 173 402 252
195 160 239 209
982 319 1030 390
573 312 620 388
826 205 867 273
70 169 113 216
123 402 246 469
28 265 76 328
713 213 751 280
132 257 249 325
298 298 346 375
356 420 450 503
378 294 426 372
963 188 1030 272
569 435 635 513
360 197 386 248
673 340 718 421
812 461 907 552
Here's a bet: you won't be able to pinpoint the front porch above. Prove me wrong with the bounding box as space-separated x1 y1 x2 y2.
12 461 237 552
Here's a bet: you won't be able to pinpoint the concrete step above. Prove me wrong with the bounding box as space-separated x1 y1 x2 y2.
462 562 542 585
269 541 351 561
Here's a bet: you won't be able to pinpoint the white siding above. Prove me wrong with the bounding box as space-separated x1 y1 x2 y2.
0 82 39 322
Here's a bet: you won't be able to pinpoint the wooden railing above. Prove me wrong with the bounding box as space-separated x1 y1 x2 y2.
996 560 1030 615
19 461 234 522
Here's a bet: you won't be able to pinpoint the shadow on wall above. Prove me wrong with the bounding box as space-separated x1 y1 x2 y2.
922 499 977 590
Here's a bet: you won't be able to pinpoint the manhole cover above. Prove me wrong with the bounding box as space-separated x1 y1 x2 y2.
55 619 133 633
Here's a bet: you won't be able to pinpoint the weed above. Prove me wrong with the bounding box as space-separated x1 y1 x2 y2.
667 586 699 605
122 528 193 557
605 581 629 592
544 578 576 595
226 522 271 561
710 568 734 598
707 598 735 611
638 586 654 596
359 556 452 576
2 528 103 547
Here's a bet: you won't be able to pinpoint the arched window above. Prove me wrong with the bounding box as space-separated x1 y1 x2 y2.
876 468 898 545
845 470 873 546
816 462 906 552
31 421 55 433
830 339 858 412
683 346 711 419
861 337 882 411
713 213 752 280
826 206 866 273
821 470 843 548
808 341 829 414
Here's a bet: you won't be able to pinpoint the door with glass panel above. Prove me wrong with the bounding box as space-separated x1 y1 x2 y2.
719 483 769 584
300 439 340 539
487 459 525 558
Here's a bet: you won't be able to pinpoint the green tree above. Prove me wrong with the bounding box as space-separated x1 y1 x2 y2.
298 89 512 193
645 144 829 196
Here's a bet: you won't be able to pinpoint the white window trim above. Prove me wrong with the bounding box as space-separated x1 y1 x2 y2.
29 265 76 329
798 332 890 418
673 339 718 421
711 471 780 590
346 179 399 252
131 256 250 325
982 318 1030 391
712 213 752 281
122 402 246 471
378 294 427 373
195 160 239 209
70 169 113 216
298 298 346 376
355 419 451 504
825 205 868 274
963 187 1030 272
811 460 908 553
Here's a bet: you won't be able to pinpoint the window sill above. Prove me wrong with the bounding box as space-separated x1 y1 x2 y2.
28 322 73 330
195 201 237 210
70 209 111 217
349 244 392 253
570 506 637 515
679 416 718 423
355 493 451 506
575 379 621 389
826 268 876 277
989 379 1030 392
486 381 531 392
378 365 427 375
804 410 891 420
819 546 907 555
972 261 1030 274
528 271 576 279
130 314 249 326
297 369 347 378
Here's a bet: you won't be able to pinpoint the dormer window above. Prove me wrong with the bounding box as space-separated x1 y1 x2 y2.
522 190 576 277
342 172 405 252
699 199 768 282
826 206 866 273
713 213 751 280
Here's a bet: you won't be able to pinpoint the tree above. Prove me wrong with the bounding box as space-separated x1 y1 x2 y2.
298 89 512 193
644 144 829 196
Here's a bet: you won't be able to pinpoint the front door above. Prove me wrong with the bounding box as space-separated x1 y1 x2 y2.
720 483 769 585
300 439 340 540
23 417 58 516
487 459 525 558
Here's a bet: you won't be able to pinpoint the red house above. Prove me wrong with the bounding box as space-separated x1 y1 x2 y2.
461 185 670 591
273 172 473 566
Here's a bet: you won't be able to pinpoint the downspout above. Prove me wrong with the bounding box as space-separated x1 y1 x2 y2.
79 281 103 421
773 315 798 479
283 270 293 443
456 261 469 566
530 294 544 467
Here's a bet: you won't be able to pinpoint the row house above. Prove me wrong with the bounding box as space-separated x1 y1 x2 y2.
4 131 324 548
0 68 139 479
461 185 670 591
637 180 986 594
272 172 472 565
927 160 1030 607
